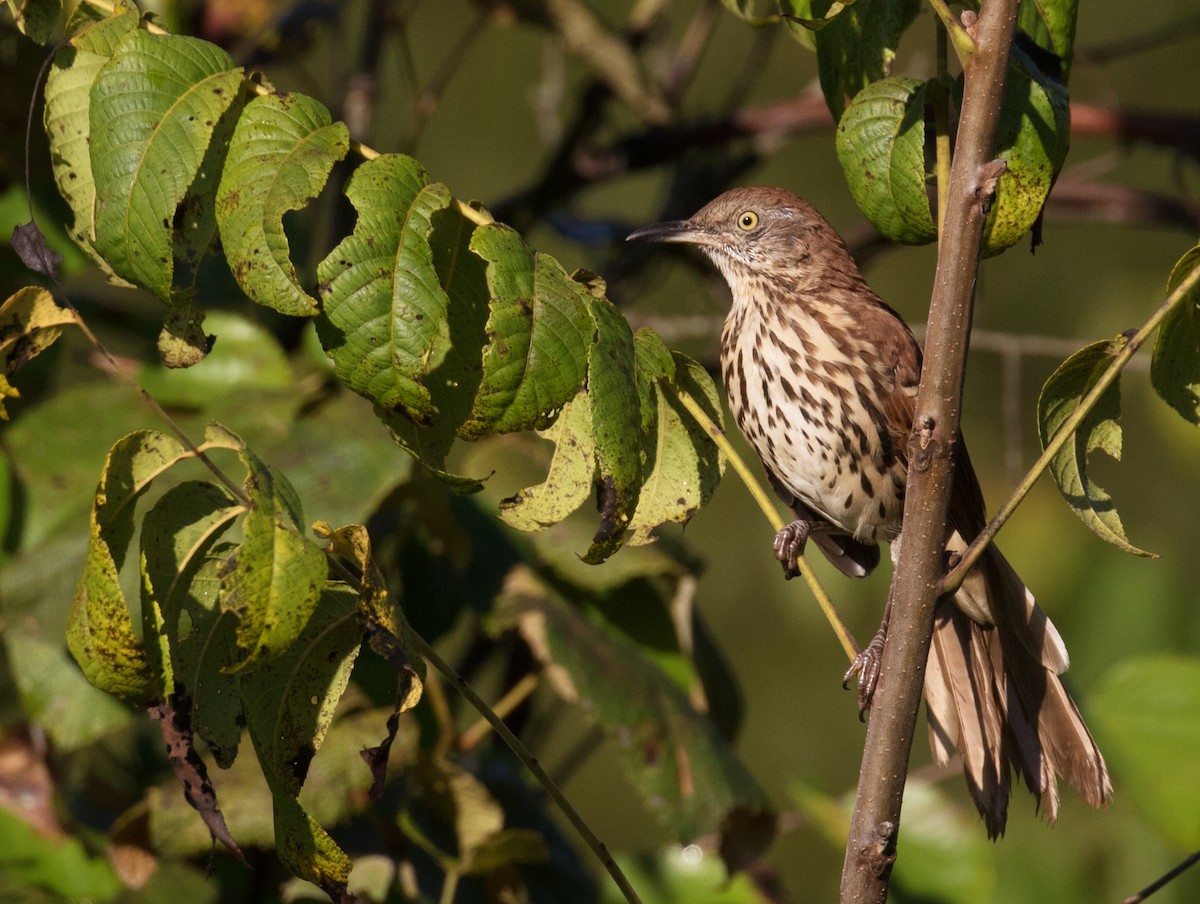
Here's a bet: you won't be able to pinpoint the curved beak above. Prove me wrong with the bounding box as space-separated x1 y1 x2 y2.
626 219 713 246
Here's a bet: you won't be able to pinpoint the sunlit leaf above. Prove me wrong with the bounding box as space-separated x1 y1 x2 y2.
1151 245 1200 425
835 75 934 245
215 426 328 672
1017 0 1078 81
981 43 1071 256
68 431 191 704
1091 655 1200 850
627 343 726 544
805 0 921 120
0 287 77 418
1037 339 1154 556
42 5 140 269
499 390 595 532
90 29 243 298
216 94 349 316
462 223 591 438
141 481 243 765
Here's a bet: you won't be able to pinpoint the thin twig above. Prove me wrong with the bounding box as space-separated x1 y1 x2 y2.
457 672 540 753
1123 848 1200 904
409 631 645 904
670 387 859 663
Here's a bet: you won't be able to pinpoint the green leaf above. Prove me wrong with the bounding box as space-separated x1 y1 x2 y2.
0 808 121 902
90 28 243 299
1151 245 1200 425
141 481 243 766
1091 655 1200 850
498 570 772 846
3 627 133 752
462 223 592 438
241 584 361 894
240 584 361 796
981 43 1071 256
499 390 595 532
1037 339 1153 556
627 343 726 545
42 5 141 269
215 426 329 672
583 291 640 563
68 430 191 704
603 847 774 904
806 0 921 120
216 94 349 316
315 153 457 422
835 76 935 245
1017 0 1078 81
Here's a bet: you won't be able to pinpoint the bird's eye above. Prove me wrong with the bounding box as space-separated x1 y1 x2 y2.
737 211 759 231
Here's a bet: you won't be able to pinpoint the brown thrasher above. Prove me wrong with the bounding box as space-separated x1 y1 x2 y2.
628 186 1111 836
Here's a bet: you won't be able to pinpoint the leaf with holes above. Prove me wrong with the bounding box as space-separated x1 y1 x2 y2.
1037 339 1154 556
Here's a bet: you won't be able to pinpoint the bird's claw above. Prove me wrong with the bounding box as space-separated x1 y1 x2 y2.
843 630 887 717
773 521 810 579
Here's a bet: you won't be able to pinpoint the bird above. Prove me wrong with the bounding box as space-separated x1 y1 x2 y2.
627 186 1111 837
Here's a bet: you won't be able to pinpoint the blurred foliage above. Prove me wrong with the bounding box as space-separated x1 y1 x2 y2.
1 1 1200 903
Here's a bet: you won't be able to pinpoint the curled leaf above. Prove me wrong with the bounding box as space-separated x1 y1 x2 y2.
1037 339 1154 556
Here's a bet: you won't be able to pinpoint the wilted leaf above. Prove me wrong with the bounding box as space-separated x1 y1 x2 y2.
1151 245 1200 425
68 431 192 704
1091 655 1200 850
1037 339 1153 556
835 76 935 245
0 287 76 418
216 93 349 316
90 29 243 298
10 222 65 279
149 699 246 863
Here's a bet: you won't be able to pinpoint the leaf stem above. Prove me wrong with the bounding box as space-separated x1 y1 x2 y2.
457 672 540 753
933 23 952 237
670 387 859 663
409 631 645 904
925 0 976 65
943 259 1200 593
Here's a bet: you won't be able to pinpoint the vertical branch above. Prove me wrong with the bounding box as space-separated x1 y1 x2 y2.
838 3 1021 903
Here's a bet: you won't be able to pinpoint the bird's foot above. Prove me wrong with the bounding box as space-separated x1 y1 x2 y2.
843 626 887 717
773 520 814 579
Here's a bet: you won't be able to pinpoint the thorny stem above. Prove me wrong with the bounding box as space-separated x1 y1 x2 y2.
409 631 645 904
943 259 1200 593
671 387 860 663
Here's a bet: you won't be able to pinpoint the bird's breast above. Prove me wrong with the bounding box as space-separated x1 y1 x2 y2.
720 294 906 541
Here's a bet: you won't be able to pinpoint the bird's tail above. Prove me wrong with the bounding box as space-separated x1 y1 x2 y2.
923 537 1112 837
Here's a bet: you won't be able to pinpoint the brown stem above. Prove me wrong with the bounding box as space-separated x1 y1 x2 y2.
837 3 1021 902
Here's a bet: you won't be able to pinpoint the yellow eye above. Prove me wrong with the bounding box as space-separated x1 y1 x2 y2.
737 211 759 231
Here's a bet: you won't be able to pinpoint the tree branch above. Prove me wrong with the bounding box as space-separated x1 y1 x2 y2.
837 3 1021 901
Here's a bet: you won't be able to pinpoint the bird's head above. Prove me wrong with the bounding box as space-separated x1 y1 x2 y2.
627 186 859 292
